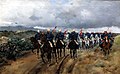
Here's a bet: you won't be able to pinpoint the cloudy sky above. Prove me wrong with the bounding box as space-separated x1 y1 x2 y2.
0 0 120 28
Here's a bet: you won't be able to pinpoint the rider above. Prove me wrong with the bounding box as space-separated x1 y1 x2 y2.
69 29 78 41
108 32 112 39
108 32 114 44
100 31 110 45
55 29 65 45
46 29 54 47
55 29 64 41
101 31 108 39
35 30 41 40
35 30 41 44
68 29 79 49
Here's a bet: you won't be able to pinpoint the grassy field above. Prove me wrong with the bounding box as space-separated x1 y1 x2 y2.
114 35 120 46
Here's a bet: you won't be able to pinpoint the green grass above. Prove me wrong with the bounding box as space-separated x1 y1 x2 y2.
114 35 120 46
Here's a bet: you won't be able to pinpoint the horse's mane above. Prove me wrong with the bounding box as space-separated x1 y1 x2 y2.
30 37 38 43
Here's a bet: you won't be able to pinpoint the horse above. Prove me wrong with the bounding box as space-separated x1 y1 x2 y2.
82 39 86 49
56 39 65 58
91 37 95 48
40 33 56 63
99 36 113 58
30 37 41 58
85 38 90 49
68 39 79 58
78 38 83 49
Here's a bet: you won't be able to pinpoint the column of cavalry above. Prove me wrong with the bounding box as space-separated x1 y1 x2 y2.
30 28 114 63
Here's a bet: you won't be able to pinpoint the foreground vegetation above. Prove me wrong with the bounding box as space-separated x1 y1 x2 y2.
0 30 36 66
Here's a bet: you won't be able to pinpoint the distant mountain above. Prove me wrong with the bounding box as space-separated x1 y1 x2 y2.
0 26 35 31
0 25 120 33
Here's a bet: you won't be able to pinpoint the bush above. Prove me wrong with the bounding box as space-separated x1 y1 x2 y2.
8 37 34 51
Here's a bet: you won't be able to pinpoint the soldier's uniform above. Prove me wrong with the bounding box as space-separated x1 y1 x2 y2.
35 30 41 44
68 30 79 49
55 31 64 41
35 30 41 40
55 30 65 45
46 29 54 47
69 31 78 41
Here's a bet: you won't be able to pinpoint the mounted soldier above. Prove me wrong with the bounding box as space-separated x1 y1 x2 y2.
30 30 42 58
68 29 79 58
46 29 54 48
45 28 57 59
55 29 64 42
55 29 65 57
99 31 114 57
69 29 78 41
35 30 41 44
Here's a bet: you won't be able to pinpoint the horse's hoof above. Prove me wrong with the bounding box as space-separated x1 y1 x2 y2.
104 56 108 60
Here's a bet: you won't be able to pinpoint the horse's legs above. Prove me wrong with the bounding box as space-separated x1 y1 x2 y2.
54 48 57 62
60 48 62 57
103 49 107 56
107 49 110 55
47 52 51 63
73 49 77 58
73 49 75 58
36 48 40 59
57 49 59 58
31 49 34 53
70 49 72 58
41 53 45 63
63 48 65 56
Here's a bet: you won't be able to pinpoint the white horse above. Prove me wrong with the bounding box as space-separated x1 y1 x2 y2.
85 38 90 49
95 34 99 45
90 35 95 47
78 35 83 49
64 33 69 48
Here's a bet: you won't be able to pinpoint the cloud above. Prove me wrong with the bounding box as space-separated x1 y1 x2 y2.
0 0 120 28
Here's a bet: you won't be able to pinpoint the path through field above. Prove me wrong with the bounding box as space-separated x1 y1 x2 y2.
0 46 120 74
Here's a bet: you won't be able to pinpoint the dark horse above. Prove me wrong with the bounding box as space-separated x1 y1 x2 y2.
56 39 65 58
40 33 54 63
99 36 113 57
68 40 79 58
30 33 53 63
30 37 40 58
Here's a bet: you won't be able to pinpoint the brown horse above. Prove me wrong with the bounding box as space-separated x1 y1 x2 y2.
99 36 113 57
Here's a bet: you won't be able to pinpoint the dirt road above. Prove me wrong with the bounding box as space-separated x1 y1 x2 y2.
0 48 120 74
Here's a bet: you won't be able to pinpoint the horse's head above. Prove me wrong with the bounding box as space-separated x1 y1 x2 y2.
30 37 36 43
40 33 47 44
105 36 108 39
